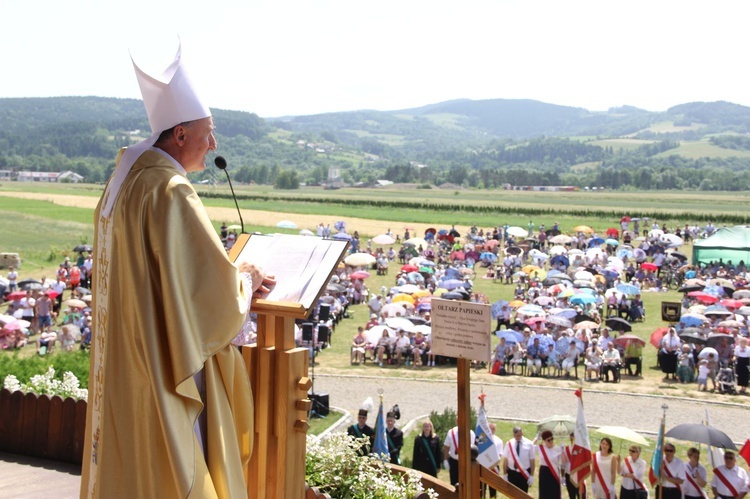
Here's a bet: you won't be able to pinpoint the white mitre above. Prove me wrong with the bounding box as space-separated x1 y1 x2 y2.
101 43 211 217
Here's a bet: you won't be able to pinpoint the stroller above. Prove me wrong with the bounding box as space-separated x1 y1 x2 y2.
716 366 736 394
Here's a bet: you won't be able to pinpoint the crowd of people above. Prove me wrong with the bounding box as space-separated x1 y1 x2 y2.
347 408 749 498
0 253 93 353
321 217 750 397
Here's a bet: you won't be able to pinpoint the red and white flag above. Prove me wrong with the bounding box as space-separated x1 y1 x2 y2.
569 388 591 486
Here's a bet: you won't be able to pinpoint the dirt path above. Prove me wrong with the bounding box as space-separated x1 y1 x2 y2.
0 191 449 238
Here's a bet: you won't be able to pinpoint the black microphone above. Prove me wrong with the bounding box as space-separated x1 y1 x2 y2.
214 156 245 234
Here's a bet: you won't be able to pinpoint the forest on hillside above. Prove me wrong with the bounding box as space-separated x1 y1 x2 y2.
2 97 750 190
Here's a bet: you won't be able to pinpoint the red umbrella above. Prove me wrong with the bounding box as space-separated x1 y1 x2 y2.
606 228 619 237
688 292 719 304
641 262 658 271
720 299 743 309
450 251 466 261
614 333 646 349
400 264 419 272
650 327 669 348
620 216 631 223
45 290 60 299
485 239 499 249
5 291 26 301
425 228 436 236
525 317 546 326
350 271 370 280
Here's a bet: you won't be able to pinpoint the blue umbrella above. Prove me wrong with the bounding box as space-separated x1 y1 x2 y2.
679 315 705 327
407 272 425 284
703 285 725 297
491 300 510 319
616 248 633 259
480 252 498 263
617 283 640 296
556 309 578 319
416 302 432 312
588 237 605 247
605 238 620 246
440 279 465 290
570 294 596 305
438 229 448 235
555 336 585 354
444 268 462 280
442 291 464 300
547 315 573 328
332 232 352 240
550 255 570 267
496 330 524 344
517 304 545 316
602 268 620 279
334 221 346 231
577 287 596 295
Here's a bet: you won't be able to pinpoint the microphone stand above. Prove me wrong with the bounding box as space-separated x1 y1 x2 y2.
214 156 244 234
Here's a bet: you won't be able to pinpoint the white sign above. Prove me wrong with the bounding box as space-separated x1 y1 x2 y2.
430 298 492 362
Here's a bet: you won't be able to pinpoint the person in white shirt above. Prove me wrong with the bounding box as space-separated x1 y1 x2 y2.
536 430 565 498
394 330 412 364
711 451 748 499
601 342 621 382
502 426 535 493
683 447 707 499
7 267 18 292
656 443 685 499
442 424 476 487
619 445 648 499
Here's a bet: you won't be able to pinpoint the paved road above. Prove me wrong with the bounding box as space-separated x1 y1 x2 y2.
2 376 747 498
314 374 750 442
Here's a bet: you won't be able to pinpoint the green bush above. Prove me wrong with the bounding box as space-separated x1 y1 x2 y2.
0 350 90 388
429 406 477 441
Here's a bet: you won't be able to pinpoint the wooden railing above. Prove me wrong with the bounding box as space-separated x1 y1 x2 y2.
0 389 86 464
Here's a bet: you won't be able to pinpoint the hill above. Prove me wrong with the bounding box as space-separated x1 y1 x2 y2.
2 96 750 190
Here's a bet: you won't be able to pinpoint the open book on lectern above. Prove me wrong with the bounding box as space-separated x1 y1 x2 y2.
229 233 350 314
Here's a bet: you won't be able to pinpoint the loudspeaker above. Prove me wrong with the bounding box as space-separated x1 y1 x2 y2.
309 392 329 416
319 304 331 321
302 322 314 342
317 325 330 343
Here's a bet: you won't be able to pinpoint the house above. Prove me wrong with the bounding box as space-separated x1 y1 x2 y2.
0 170 13 181
16 170 85 183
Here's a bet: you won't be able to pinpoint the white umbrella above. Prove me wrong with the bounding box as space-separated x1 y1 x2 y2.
386 317 416 332
413 324 432 336
395 284 421 294
574 271 595 281
568 249 584 257
365 325 395 345
381 303 408 317
373 234 396 245
550 235 574 244
549 245 568 256
648 229 664 239
276 220 298 229
698 347 719 360
344 253 376 267
404 237 428 248
660 234 683 248
595 426 650 446
607 257 625 270
299 229 315 236
507 226 528 238
64 299 87 309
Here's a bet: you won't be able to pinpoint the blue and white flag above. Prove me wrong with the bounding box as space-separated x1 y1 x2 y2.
372 398 389 460
475 398 499 469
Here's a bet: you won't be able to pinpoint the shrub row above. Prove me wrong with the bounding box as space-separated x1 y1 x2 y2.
199 191 750 225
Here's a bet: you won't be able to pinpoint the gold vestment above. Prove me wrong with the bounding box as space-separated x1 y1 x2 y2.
80 150 253 498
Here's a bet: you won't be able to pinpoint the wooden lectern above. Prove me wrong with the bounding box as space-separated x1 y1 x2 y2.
228 233 347 498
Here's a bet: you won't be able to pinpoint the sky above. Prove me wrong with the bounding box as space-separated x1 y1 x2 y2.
3 0 749 118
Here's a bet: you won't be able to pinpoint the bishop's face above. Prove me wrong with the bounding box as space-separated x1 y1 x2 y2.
180 117 217 173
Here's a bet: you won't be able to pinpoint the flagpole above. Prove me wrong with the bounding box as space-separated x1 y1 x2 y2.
658 403 667 499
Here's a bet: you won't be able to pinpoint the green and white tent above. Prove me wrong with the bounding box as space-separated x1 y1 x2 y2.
692 226 750 265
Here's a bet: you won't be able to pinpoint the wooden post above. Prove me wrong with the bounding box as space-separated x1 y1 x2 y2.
457 357 472 499
242 300 310 499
